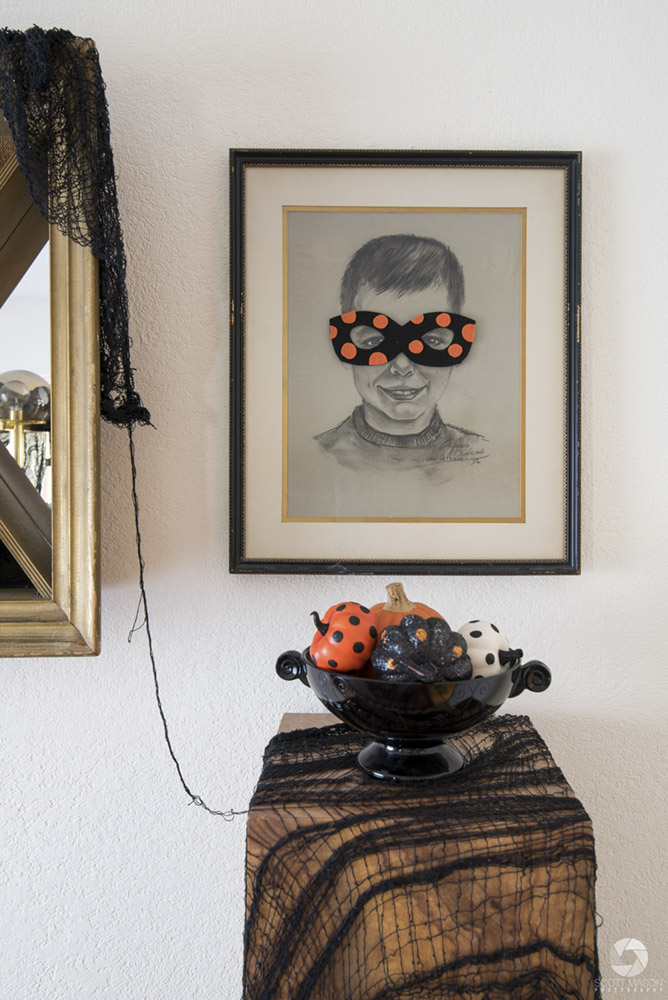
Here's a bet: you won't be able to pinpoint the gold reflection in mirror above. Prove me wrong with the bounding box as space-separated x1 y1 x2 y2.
0 243 52 504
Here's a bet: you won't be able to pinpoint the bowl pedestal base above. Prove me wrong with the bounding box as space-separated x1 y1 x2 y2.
357 737 464 781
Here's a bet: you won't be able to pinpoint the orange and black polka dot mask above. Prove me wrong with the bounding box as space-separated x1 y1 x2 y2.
329 310 476 367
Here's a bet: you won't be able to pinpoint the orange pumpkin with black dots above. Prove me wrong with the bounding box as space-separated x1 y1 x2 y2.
309 602 379 673
371 582 445 633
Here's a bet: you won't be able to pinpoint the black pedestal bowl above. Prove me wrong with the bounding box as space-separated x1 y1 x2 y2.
276 649 551 781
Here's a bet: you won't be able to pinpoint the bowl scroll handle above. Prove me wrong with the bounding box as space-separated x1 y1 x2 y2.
275 650 310 686
509 660 551 698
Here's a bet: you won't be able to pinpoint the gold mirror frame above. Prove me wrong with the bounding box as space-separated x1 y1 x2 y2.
0 133 100 655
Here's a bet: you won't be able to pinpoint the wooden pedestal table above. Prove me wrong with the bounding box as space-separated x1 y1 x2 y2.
244 714 600 1000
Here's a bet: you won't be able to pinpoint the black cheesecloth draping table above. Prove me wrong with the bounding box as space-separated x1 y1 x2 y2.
244 714 600 1000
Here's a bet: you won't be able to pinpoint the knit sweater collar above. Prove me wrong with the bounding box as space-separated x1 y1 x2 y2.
352 406 443 449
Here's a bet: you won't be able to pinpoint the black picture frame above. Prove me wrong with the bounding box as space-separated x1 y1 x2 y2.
230 149 580 575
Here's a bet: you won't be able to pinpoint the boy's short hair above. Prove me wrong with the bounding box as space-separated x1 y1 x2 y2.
340 234 465 313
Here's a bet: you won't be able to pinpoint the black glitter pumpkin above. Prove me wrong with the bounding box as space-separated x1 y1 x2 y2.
371 616 472 682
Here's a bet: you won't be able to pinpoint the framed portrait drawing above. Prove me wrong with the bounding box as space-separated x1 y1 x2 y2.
229 149 580 575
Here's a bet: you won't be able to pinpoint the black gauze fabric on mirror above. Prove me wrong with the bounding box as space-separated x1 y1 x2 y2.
0 26 150 427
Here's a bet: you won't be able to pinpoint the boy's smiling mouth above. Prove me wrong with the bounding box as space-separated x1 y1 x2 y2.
379 385 427 401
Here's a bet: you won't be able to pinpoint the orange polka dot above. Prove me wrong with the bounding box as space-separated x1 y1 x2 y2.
462 323 475 342
373 314 389 329
330 325 338 339
341 343 357 360
452 645 463 657
408 339 424 354
416 628 427 642
341 311 357 323
411 314 424 324
448 344 463 358
436 313 451 327
369 352 388 366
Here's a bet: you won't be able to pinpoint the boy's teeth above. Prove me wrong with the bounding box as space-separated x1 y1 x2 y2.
382 387 422 398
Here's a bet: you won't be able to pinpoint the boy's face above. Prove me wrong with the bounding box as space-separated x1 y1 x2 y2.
350 282 454 433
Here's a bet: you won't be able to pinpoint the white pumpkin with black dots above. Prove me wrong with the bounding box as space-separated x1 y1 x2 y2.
457 621 510 678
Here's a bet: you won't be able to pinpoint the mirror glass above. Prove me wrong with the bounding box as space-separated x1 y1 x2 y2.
0 129 51 596
0 244 51 504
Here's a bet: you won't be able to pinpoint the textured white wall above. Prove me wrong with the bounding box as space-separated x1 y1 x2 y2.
1 1 667 997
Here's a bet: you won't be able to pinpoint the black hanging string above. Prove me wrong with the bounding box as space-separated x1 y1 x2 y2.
0 26 239 818
127 425 243 820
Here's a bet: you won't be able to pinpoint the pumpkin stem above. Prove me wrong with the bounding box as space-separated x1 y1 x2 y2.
311 611 328 636
382 582 415 614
